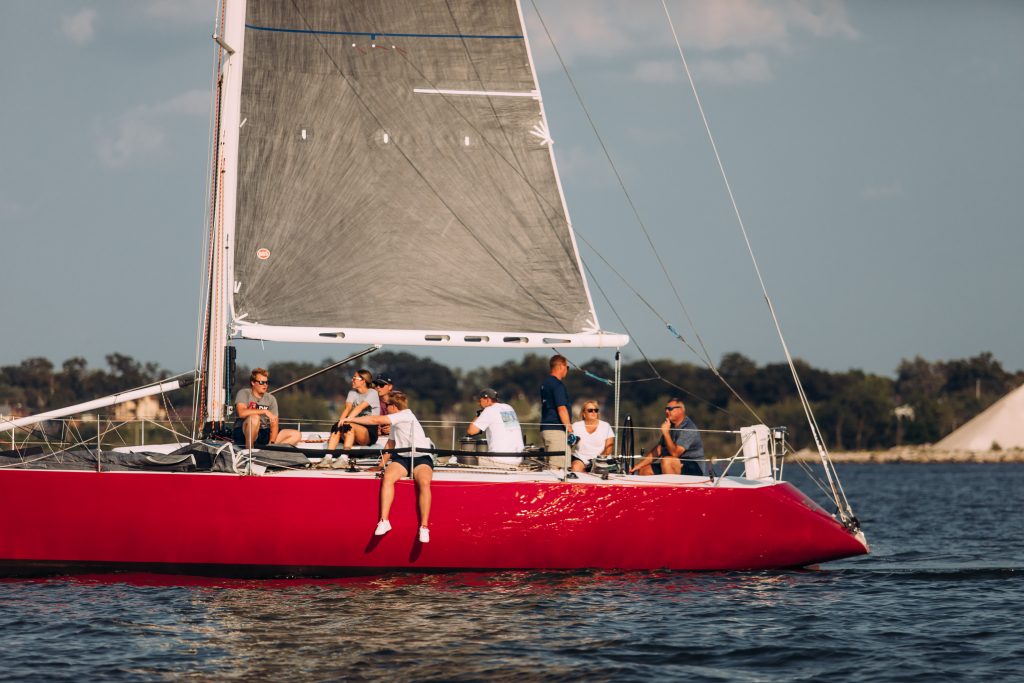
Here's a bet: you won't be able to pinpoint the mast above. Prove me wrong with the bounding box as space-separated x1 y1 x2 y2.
203 0 247 425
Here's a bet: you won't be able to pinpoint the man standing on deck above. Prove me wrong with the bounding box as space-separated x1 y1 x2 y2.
539 354 574 468
233 368 301 449
630 399 707 476
467 388 524 467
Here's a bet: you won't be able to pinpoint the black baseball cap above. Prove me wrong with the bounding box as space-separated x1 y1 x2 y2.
478 388 498 400
372 375 393 387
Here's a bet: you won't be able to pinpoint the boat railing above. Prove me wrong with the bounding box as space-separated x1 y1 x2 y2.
2 415 787 482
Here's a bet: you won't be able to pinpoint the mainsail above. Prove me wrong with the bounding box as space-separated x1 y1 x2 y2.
219 0 627 348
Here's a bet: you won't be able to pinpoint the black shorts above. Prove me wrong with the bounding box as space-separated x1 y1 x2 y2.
681 459 706 476
330 422 378 444
389 454 434 474
571 455 592 471
233 424 270 446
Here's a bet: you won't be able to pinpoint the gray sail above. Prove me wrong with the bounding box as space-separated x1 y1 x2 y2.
229 0 624 347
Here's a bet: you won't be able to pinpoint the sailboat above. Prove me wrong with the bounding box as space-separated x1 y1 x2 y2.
0 0 867 575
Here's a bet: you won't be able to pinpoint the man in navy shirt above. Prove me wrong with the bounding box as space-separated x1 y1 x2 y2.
540 354 574 468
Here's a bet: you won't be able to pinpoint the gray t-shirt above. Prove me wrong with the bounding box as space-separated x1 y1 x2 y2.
234 388 279 428
345 388 380 417
665 416 705 462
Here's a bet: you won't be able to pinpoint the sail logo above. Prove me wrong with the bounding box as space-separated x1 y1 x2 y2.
256 248 270 260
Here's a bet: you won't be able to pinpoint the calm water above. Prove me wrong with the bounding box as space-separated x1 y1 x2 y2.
1 464 1022 681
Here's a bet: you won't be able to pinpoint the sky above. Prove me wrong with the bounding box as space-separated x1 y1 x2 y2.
1 0 1022 380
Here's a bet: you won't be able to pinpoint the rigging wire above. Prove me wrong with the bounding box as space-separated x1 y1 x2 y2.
660 0 855 524
527 1 771 426
578 262 740 417
527 0 718 368
195 0 229 438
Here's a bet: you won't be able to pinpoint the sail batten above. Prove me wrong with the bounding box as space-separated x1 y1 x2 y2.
228 0 622 347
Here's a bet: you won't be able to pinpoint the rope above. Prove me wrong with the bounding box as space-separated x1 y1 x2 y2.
660 1 855 525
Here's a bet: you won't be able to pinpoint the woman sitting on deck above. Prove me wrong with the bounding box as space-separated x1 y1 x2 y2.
326 369 380 453
570 400 614 473
342 391 434 544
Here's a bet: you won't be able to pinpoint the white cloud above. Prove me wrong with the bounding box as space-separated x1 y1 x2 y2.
691 52 772 85
97 89 209 167
61 8 97 45
527 0 858 83
862 181 903 200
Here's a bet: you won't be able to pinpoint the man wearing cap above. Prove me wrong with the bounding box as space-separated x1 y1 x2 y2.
370 375 394 448
467 388 524 467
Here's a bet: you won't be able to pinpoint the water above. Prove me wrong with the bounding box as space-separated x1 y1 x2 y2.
1 464 1022 681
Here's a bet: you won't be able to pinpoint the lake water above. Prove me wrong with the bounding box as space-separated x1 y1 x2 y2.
1 463 1021 681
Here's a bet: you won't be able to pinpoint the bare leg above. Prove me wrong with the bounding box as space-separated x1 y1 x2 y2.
274 429 301 446
413 464 433 527
242 414 261 449
661 456 682 475
379 461 407 521
326 421 343 451
571 459 587 473
344 424 371 449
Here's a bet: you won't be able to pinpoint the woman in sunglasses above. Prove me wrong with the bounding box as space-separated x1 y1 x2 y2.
570 400 614 473
325 369 380 453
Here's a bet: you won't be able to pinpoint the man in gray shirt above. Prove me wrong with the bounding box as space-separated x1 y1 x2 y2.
630 399 707 476
233 368 301 448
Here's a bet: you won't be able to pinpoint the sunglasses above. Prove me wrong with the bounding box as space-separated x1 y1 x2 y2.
584 408 599 413
254 380 268 385
665 405 682 411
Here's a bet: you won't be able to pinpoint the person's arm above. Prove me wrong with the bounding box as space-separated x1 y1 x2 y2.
344 413 392 426
375 446 395 472
601 437 614 456
629 444 660 473
660 420 685 458
466 408 487 436
336 401 355 423
557 406 572 433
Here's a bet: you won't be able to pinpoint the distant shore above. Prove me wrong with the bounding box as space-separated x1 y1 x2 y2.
789 447 1024 463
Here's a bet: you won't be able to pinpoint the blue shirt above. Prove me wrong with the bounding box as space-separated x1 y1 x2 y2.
665 416 705 469
540 375 570 432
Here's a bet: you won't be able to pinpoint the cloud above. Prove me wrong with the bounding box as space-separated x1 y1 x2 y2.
97 89 209 167
527 0 858 83
862 181 903 200
691 52 772 85
61 8 97 45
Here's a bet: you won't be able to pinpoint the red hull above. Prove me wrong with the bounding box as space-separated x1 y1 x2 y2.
0 469 866 574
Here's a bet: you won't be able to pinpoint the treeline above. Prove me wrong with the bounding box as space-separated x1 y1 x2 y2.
2 351 1020 452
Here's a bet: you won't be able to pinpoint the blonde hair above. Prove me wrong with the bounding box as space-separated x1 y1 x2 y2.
387 391 409 411
354 369 373 386
580 400 599 419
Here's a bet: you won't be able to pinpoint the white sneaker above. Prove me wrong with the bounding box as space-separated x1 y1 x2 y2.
418 526 430 543
317 455 334 469
374 520 391 536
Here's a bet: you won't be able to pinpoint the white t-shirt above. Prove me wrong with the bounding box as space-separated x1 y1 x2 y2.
387 409 432 451
472 403 524 465
345 388 380 416
571 420 614 462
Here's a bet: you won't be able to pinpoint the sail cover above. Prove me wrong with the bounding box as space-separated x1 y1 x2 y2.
228 0 623 347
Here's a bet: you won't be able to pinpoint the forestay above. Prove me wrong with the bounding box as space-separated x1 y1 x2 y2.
224 0 627 348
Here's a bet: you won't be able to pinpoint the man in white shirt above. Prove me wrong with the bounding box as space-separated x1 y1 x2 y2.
466 388 524 467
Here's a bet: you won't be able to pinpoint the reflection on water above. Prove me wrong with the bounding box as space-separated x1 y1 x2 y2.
2 464 1024 681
